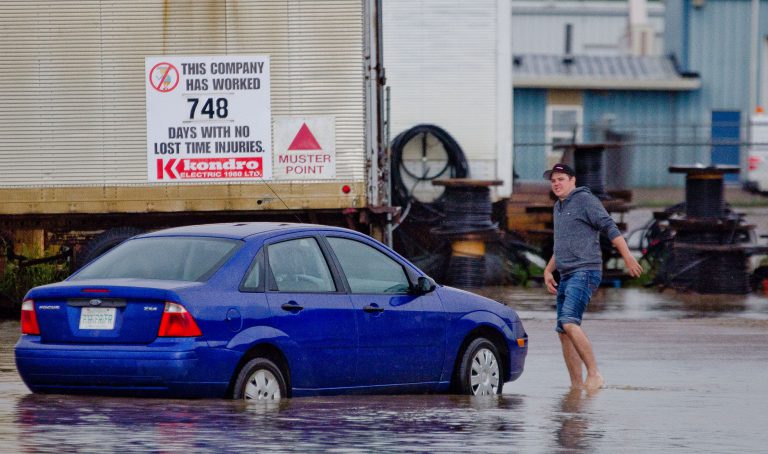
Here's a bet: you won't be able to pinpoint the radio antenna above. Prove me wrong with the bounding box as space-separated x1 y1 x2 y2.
258 177 305 224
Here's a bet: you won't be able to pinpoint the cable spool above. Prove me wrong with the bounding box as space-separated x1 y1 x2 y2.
674 229 723 245
663 165 753 295
671 227 736 289
574 146 607 199
695 250 751 294
668 247 750 293
434 185 497 235
685 174 725 218
669 245 701 289
446 255 486 288
669 165 738 219
432 179 502 288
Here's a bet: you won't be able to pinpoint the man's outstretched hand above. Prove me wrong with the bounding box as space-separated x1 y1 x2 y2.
624 255 643 278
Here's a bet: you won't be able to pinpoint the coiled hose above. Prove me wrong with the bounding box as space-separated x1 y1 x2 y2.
390 124 469 223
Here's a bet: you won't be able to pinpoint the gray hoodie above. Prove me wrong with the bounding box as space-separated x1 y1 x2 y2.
552 187 621 276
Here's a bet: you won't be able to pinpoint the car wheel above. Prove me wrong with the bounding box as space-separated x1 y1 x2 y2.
458 338 503 396
233 358 287 400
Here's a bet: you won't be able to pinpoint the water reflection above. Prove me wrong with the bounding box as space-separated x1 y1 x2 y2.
657 292 748 316
15 394 526 452
476 286 768 319
553 388 603 452
5 285 768 452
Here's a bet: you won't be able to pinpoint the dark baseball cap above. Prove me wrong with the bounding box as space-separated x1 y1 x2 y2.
543 163 575 179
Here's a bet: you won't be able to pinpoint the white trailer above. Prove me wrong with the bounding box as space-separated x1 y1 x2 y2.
0 0 386 263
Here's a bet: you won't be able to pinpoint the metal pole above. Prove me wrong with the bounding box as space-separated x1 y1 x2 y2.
385 86 393 248
747 0 760 178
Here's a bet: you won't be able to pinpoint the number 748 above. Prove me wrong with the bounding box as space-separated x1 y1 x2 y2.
187 98 229 119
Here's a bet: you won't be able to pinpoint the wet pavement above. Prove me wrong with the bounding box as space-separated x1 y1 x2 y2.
1 287 768 452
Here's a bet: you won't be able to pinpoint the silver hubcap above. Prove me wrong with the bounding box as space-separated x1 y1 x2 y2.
244 369 282 400
470 348 500 395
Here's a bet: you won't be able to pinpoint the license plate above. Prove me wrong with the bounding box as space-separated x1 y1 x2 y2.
79 307 116 330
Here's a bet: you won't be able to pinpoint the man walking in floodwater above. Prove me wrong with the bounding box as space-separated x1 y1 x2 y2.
542 163 643 390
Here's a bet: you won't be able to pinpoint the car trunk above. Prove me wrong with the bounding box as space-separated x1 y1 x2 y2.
29 280 196 344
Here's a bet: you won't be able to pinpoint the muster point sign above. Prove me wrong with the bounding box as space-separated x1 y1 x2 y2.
274 116 336 179
145 55 272 181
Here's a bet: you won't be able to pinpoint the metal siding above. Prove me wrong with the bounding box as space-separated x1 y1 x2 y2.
513 54 700 90
688 0 751 112
583 90 677 187
0 0 365 187
759 2 768 106
664 0 687 65
512 88 547 181
511 1 666 56
674 88 710 166
383 0 502 179
680 0 767 178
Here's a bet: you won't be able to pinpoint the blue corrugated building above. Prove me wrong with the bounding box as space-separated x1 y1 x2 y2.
513 0 765 188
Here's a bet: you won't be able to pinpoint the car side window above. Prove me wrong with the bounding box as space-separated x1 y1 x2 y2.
267 238 336 293
241 249 264 292
327 237 410 294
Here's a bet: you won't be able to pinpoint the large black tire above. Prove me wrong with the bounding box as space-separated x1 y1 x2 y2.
232 358 288 400
457 337 503 396
76 227 144 269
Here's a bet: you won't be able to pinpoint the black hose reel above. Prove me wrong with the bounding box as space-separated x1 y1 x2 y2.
390 124 469 212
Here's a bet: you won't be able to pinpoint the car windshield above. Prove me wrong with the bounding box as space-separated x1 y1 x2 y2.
71 236 242 282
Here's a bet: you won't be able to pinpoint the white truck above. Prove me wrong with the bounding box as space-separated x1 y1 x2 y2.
0 0 387 266
747 115 768 194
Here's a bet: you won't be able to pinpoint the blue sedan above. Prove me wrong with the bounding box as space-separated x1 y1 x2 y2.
15 223 527 399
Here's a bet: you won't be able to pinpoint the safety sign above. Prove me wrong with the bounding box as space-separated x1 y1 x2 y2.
148 62 180 93
273 116 336 179
145 55 272 181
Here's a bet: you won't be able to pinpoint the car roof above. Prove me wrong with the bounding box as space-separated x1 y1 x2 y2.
138 222 354 241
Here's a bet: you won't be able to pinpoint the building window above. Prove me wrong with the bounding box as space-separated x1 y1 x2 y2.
546 105 583 168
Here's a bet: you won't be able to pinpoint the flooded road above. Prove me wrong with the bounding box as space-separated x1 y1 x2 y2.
2 287 768 452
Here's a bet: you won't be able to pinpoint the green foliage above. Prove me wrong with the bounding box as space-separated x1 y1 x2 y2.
517 259 544 288
0 248 70 317
505 259 531 286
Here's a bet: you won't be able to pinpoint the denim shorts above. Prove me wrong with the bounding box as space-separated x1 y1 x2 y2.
555 270 602 333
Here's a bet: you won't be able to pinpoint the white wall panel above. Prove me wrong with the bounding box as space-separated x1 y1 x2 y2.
383 0 512 196
0 0 366 187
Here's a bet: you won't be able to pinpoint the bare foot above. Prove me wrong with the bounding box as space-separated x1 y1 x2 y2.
584 373 604 390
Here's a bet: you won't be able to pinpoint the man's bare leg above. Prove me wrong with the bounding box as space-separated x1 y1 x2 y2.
558 332 584 388
562 323 604 390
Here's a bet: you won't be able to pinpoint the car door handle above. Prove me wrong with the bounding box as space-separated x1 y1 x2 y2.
281 302 304 313
363 304 384 313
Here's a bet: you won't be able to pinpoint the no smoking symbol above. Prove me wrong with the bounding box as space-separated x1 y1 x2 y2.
149 62 180 93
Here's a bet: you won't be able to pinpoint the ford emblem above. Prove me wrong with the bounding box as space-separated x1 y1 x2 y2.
89 299 102 307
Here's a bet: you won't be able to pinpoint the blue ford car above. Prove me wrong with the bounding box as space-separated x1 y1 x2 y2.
15 223 527 399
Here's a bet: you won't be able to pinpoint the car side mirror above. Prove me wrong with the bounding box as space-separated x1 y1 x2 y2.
415 276 436 295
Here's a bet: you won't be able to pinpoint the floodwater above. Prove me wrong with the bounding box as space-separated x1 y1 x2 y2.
2 287 768 452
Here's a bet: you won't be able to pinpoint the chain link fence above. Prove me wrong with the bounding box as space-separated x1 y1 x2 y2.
513 119 754 188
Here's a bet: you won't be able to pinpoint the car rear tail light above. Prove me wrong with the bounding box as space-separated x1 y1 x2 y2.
748 155 763 171
157 302 202 337
21 299 40 335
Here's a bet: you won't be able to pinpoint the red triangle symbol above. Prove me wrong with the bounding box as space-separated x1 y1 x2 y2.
288 123 322 151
